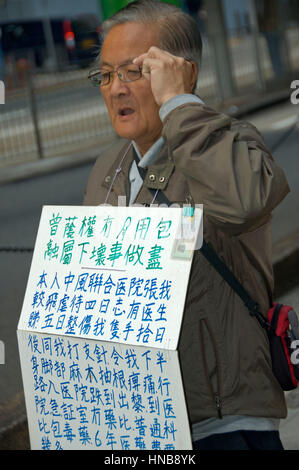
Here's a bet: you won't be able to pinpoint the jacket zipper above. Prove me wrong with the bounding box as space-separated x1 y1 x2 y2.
199 318 223 419
214 393 222 419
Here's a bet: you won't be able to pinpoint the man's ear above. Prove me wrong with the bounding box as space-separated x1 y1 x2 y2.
190 61 198 93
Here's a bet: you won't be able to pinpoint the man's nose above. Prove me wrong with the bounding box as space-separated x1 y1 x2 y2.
109 73 130 96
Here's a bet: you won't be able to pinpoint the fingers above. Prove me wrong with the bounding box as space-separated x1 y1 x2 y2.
133 46 188 68
133 47 192 83
132 46 196 106
133 46 169 64
141 58 161 75
132 53 147 67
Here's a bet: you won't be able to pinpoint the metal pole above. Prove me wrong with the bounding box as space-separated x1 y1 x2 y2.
247 0 266 91
27 71 44 160
206 0 235 101
41 0 58 71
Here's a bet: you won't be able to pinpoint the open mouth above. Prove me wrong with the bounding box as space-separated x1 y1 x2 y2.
118 107 135 117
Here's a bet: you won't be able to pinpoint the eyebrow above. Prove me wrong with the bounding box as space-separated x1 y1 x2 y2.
100 57 137 68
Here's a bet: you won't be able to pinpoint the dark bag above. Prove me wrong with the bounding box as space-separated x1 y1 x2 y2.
200 240 299 391
267 303 299 390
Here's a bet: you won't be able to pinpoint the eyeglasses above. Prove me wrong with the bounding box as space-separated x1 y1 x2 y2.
88 63 143 87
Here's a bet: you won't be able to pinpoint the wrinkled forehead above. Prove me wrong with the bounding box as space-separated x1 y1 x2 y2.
100 22 159 68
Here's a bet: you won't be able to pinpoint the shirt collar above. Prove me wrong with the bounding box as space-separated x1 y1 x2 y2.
132 136 164 169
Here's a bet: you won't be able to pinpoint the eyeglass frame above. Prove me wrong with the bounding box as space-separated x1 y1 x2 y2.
88 62 143 87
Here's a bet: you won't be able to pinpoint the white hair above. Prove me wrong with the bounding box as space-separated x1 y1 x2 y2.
99 0 202 89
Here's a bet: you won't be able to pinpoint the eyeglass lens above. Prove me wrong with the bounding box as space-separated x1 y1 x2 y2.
89 63 142 86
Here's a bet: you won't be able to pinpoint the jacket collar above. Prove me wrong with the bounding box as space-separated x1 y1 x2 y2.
101 138 175 204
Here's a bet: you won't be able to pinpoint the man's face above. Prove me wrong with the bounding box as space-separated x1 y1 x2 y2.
99 22 163 154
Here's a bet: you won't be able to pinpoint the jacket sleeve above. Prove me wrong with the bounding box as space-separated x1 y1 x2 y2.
162 102 290 231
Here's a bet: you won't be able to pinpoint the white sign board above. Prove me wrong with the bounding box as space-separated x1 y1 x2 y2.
18 205 202 350
17 205 202 450
17 330 193 450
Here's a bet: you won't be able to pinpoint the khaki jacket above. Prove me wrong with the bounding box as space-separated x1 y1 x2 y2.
84 102 290 424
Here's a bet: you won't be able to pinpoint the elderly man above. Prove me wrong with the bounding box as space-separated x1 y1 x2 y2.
84 0 290 450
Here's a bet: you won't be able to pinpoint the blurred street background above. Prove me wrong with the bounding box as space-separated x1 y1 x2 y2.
0 0 299 450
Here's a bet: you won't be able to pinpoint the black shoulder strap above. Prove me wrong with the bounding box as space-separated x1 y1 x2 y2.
199 239 269 329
